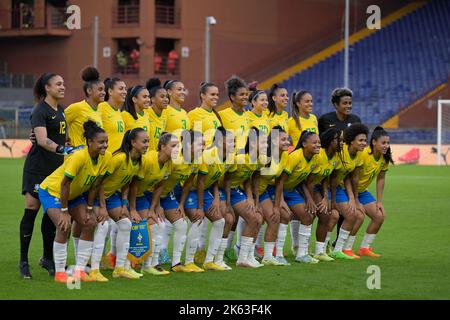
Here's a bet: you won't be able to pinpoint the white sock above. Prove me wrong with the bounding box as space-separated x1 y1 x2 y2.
334 228 350 252
205 218 225 263
315 242 325 256
276 223 288 257
102 218 112 256
256 225 265 248
226 230 235 249
247 241 257 260
161 219 173 251
237 236 253 263
297 224 312 257
236 216 246 249
172 219 188 267
185 220 201 265
115 218 131 268
91 220 109 270
198 218 209 250
360 233 377 249
72 237 79 264
214 238 228 265
109 220 118 256
75 240 93 271
290 220 300 249
145 223 161 268
344 235 356 251
53 241 67 273
263 242 276 260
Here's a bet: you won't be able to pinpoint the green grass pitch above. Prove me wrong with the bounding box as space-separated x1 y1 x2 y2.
0 158 449 300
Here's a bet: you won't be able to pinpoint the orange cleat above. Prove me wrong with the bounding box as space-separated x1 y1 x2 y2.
342 249 360 260
54 272 69 283
73 270 94 282
358 247 381 258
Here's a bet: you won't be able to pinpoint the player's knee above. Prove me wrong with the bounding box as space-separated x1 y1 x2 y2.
84 218 97 232
374 213 384 226
116 218 132 232
224 212 234 228
280 209 290 224
330 209 340 225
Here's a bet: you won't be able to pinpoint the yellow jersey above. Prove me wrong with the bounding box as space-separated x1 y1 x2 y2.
288 114 319 148
283 148 321 191
219 107 249 151
258 151 289 195
193 146 232 190
246 110 270 134
221 153 259 189
65 100 103 147
40 148 111 200
102 152 144 198
334 144 364 187
311 148 341 185
161 155 200 197
136 150 171 197
164 105 190 138
146 107 167 151
188 107 221 147
266 110 289 131
98 102 125 153
122 110 150 134
357 147 389 192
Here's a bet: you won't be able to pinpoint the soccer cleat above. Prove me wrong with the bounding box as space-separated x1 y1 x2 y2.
112 267 141 279
215 261 232 271
143 265 170 276
127 268 144 278
171 263 193 273
73 270 94 282
185 263 205 273
194 248 206 265
54 271 69 283
273 247 288 258
343 250 361 260
224 248 238 262
295 255 319 264
274 256 291 266
255 246 264 259
313 253 335 262
236 259 256 268
262 257 284 266
89 269 109 282
39 257 55 276
159 249 172 265
329 251 355 260
19 261 32 279
358 247 381 258
107 253 116 269
248 256 264 268
203 261 226 271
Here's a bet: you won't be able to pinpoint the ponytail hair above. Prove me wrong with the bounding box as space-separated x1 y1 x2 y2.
114 127 146 163
81 66 101 97
248 83 266 105
163 79 181 90
370 126 394 164
124 85 146 120
83 120 105 146
291 90 311 130
295 130 317 150
158 131 176 151
268 83 286 116
104 77 122 102
146 77 164 99
33 73 58 103
199 81 222 125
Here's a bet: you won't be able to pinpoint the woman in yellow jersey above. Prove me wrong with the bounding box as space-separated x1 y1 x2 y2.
184 127 235 271
122 85 151 134
132 132 176 276
303 127 342 262
246 89 270 135
328 123 368 260
267 83 289 131
156 130 205 273
188 82 222 147
99 78 127 153
222 127 267 269
346 127 393 258
38 121 109 283
288 90 319 148
253 126 291 266
94 128 149 280
145 78 169 150
274 131 321 264
163 80 191 136
65 67 105 147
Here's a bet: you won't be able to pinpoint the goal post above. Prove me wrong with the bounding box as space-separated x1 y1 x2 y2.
437 100 450 165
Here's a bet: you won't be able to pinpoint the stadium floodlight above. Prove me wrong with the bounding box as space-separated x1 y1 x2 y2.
205 16 217 82
437 99 450 165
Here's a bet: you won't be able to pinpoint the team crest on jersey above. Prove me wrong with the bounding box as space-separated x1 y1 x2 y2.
333 161 337 167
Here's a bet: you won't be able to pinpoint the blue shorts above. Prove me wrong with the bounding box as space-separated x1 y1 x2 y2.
335 186 350 204
258 190 271 203
283 189 305 207
136 196 150 211
313 184 332 199
160 192 180 211
358 190 376 205
230 187 247 206
184 188 225 211
93 192 127 210
38 188 86 214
